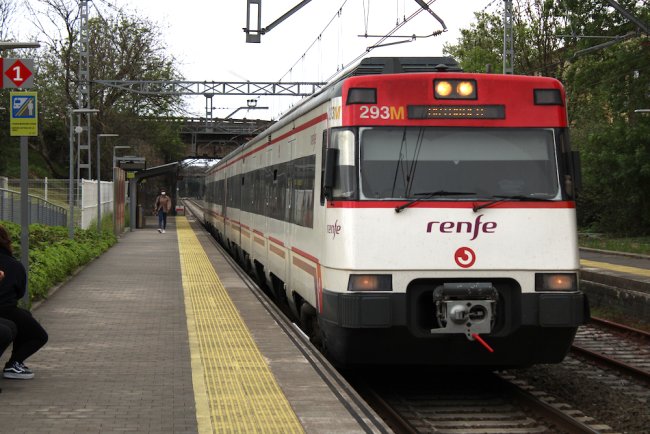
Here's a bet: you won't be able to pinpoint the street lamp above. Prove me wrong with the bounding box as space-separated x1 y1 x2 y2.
113 145 131 170
68 108 99 239
97 134 119 232
0 41 41 50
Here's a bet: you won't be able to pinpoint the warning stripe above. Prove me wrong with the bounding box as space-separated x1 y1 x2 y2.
177 217 304 433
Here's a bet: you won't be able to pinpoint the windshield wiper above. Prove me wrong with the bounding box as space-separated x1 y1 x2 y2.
472 194 554 212
395 191 476 213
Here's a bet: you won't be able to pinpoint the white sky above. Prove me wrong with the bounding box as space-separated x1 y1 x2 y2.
24 0 493 118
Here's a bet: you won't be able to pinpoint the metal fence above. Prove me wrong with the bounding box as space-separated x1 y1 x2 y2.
0 187 67 226
2 177 117 229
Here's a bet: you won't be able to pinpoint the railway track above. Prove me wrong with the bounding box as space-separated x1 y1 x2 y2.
572 317 650 385
182 199 638 433
349 370 615 434
353 319 650 433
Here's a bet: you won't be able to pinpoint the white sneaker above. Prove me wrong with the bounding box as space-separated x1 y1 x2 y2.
162 229 166 233
157 228 162 233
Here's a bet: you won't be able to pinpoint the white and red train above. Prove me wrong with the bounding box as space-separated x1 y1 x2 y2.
200 57 589 367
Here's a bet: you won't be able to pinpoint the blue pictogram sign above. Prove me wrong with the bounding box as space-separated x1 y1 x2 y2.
10 91 38 136
12 94 36 118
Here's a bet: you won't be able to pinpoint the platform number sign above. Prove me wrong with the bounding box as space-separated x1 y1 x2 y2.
1 58 35 89
10 92 38 136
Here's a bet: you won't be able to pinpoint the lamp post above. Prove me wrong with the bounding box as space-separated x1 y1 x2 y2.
96 134 119 232
113 145 131 171
68 108 99 239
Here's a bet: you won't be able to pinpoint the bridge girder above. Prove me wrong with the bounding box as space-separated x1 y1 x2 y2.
93 80 326 96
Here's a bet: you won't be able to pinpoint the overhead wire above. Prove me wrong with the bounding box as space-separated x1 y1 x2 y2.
277 0 350 83
325 0 440 82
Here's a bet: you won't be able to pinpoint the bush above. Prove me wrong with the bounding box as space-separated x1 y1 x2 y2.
0 221 117 303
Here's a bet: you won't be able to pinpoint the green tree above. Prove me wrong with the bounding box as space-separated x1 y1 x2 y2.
443 1 571 77
2 0 186 179
444 0 650 235
566 38 650 234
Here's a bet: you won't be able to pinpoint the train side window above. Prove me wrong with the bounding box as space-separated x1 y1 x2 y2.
330 128 358 200
320 130 328 205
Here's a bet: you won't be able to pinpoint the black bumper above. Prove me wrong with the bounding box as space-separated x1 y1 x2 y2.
319 287 589 366
321 289 588 330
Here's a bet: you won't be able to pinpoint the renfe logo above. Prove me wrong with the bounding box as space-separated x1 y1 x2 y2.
327 220 341 239
454 247 476 268
426 214 497 241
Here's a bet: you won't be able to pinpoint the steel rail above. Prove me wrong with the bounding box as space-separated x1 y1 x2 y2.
571 344 650 386
572 316 650 385
590 316 650 340
496 373 603 434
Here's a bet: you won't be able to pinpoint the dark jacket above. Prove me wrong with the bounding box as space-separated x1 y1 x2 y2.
0 247 26 308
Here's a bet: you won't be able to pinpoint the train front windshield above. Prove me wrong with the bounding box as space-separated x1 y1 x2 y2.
359 127 561 200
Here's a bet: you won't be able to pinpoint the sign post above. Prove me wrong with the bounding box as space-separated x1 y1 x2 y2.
4 56 36 306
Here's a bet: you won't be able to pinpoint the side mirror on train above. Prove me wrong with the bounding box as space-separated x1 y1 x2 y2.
322 147 339 199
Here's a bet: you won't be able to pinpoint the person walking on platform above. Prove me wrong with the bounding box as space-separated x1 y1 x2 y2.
154 190 172 233
0 225 48 380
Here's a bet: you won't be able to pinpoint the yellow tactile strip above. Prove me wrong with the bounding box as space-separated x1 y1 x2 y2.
581 259 650 278
176 217 304 434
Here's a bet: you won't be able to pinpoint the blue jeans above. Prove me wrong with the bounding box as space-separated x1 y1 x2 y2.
158 210 167 230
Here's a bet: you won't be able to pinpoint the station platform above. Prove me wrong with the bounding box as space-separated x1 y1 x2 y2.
0 216 390 433
579 248 650 322
580 248 650 293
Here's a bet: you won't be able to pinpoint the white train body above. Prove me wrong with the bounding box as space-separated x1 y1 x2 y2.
202 58 588 367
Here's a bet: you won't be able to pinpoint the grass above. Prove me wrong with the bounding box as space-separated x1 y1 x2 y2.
578 234 650 256
589 306 650 333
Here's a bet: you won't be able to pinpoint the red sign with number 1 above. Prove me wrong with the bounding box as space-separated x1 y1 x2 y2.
1 58 34 89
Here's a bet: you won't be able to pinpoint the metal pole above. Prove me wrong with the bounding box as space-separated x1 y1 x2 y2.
68 108 99 238
97 134 118 232
68 112 75 239
20 136 30 304
129 179 136 232
97 134 101 232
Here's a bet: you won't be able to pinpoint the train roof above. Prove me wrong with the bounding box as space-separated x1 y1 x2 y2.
213 56 463 168
345 56 462 76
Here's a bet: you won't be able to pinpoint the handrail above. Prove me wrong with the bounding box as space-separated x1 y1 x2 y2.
0 187 67 227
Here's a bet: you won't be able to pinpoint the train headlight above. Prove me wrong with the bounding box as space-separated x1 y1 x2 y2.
456 81 475 97
535 273 578 291
434 79 477 99
435 81 453 97
347 274 393 292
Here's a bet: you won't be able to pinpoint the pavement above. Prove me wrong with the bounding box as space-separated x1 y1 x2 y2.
0 216 388 434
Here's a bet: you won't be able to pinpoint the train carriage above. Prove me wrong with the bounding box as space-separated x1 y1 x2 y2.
203 57 589 368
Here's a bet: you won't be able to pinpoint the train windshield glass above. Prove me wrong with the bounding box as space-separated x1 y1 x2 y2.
359 127 560 199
